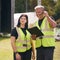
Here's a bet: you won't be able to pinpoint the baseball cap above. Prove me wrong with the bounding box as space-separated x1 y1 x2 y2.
34 5 44 10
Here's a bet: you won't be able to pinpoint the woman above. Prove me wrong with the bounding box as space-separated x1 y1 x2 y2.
11 14 36 60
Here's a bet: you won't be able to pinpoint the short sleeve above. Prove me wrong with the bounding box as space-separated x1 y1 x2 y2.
11 28 18 39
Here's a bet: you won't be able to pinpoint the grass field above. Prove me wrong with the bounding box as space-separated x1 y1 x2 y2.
0 38 60 60
54 41 60 60
0 38 13 60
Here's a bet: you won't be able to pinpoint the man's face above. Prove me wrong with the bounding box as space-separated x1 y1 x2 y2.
35 8 44 18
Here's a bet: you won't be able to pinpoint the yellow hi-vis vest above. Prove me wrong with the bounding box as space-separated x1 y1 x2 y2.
15 27 31 52
35 17 55 48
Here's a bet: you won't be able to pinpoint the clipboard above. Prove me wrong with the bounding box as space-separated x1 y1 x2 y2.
28 27 44 37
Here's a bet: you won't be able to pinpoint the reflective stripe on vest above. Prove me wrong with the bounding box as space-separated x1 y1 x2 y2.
16 27 31 52
35 17 55 48
38 35 54 39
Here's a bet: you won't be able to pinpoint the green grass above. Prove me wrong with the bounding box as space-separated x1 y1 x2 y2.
0 36 10 41
0 38 13 60
54 41 60 60
0 38 60 60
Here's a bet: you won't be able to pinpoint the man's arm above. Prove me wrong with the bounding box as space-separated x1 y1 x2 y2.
44 11 57 28
30 39 36 60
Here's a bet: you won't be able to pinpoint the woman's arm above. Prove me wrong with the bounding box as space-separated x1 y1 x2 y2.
10 36 17 52
11 36 21 60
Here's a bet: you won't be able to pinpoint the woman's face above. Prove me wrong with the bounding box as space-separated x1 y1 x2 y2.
20 16 27 25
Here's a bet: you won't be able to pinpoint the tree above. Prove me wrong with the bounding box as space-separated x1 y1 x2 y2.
42 0 56 15
15 0 26 13
15 0 37 12
29 0 37 11
54 0 60 20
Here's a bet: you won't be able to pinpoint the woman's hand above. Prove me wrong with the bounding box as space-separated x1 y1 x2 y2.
16 53 21 60
31 34 37 40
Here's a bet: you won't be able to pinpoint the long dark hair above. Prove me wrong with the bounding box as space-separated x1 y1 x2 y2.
17 14 28 29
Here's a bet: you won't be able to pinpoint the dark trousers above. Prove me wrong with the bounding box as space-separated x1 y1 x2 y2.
14 49 31 60
36 47 54 60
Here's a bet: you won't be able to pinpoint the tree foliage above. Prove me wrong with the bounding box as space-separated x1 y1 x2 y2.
42 0 56 15
15 0 37 12
15 0 56 14
53 0 60 20
15 0 60 20
15 0 26 13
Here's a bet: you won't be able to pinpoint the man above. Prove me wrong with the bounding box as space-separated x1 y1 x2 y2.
30 5 57 60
